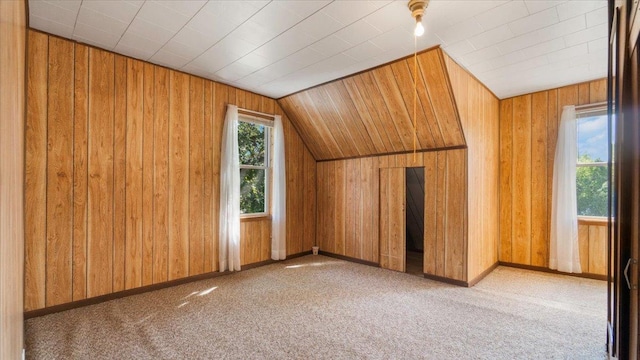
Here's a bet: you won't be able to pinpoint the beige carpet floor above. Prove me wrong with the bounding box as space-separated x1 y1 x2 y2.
26 255 606 359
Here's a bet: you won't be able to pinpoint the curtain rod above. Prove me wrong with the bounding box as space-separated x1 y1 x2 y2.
238 108 275 121
574 101 607 111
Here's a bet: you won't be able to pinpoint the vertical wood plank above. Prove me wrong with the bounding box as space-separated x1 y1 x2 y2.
142 63 154 286
46 37 74 306
435 151 446 276
578 224 590 272
578 83 590 105
168 71 189 280
531 92 548 267
423 152 437 275
189 76 204 275
87 48 114 298
334 160 346 255
72 43 88 301
588 225 607 275
112 55 126 292
511 95 532 265
303 149 316 252
24 30 48 310
153 67 169 283
445 150 466 280
125 58 143 290
203 81 214 273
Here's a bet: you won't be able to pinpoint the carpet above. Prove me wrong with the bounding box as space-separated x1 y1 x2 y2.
25 255 606 359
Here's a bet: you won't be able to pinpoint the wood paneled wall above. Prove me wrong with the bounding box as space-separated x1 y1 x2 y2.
578 220 607 275
279 47 465 160
316 150 468 281
444 55 500 282
25 30 316 311
499 78 607 275
0 0 26 357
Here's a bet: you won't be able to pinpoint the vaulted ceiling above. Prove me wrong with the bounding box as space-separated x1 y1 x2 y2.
29 0 607 99
278 47 465 160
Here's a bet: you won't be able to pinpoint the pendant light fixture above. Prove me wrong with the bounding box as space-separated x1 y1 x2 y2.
408 0 429 162
408 0 428 37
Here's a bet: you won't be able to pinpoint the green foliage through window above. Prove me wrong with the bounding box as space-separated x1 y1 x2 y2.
238 120 268 214
576 155 608 217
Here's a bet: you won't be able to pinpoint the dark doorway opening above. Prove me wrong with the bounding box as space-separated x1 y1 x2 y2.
405 167 424 276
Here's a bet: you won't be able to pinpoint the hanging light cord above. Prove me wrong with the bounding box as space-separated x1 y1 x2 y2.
413 33 418 164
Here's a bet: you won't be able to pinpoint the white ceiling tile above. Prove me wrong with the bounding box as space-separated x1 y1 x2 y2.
150 49 191 69
136 1 191 33
564 23 607 46
524 0 566 14
443 40 476 57
343 41 383 62
80 0 141 24
521 37 565 58
461 46 501 65
469 50 527 74
430 1 509 27
233 21 279 47
474 0 530 30
249 2 312 35
436 20 483 46
334 21 383 46
369 27 414 53
30 0 79 25
215 62 256 82
200 1 265 27
152 0 206 18
468 25 514 49
508 7 559 36
285 47 327 67
40 0 82 13
275 0 331 18
236 52 274 70
495 30 542 54
73 22 121 49
546 43 589 62
29 14 75 38
253 31 317 63
536 14 586 42
555 0 605 21
322 0 389 25
188 47 239 74
167 27 217 55
115 32 164 60
364 2 409 33
585 6 608 27
76 7 129 36
125 17 175 45
161 41 204 61
186 9 237 39
293 11 345 40
310 35 353 58
588 37 607 53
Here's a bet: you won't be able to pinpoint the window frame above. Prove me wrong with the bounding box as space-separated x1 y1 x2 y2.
576 107 609 219
238 115 272 219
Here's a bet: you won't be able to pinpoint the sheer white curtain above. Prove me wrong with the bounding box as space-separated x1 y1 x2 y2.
272 115 286 260
550 105 581 273
219 105 241 272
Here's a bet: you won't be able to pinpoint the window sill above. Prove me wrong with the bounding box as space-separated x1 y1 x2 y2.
240 214 271 222
577 216 608 226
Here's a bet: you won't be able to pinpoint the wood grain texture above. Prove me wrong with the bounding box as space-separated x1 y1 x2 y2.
278 47 465 160
315 149 467 281
498 79 607 270
443 55 500 281
0 0 26 357
379 168 405 272
25 29 47 311
24 31 316 311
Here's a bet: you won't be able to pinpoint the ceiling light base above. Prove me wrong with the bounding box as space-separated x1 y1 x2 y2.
408 0 429 20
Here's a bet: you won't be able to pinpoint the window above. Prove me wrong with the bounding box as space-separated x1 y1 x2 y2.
576 109 608 217
238 118 270 216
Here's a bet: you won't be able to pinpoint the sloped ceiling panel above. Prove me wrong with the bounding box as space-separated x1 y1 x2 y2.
278 47 465 161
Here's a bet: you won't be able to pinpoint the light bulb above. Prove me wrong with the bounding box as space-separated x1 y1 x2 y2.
414 21 424 37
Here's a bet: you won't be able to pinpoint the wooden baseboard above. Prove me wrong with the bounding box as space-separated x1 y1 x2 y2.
24 251 312 319
422 273 468 287
317 251 380 267
467 262 500 287
498 262 607 281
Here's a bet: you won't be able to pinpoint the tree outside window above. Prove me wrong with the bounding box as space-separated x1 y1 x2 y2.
238 120 270 215
576 110 608 217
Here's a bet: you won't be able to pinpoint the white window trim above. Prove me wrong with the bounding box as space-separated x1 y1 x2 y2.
238 116 272 218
